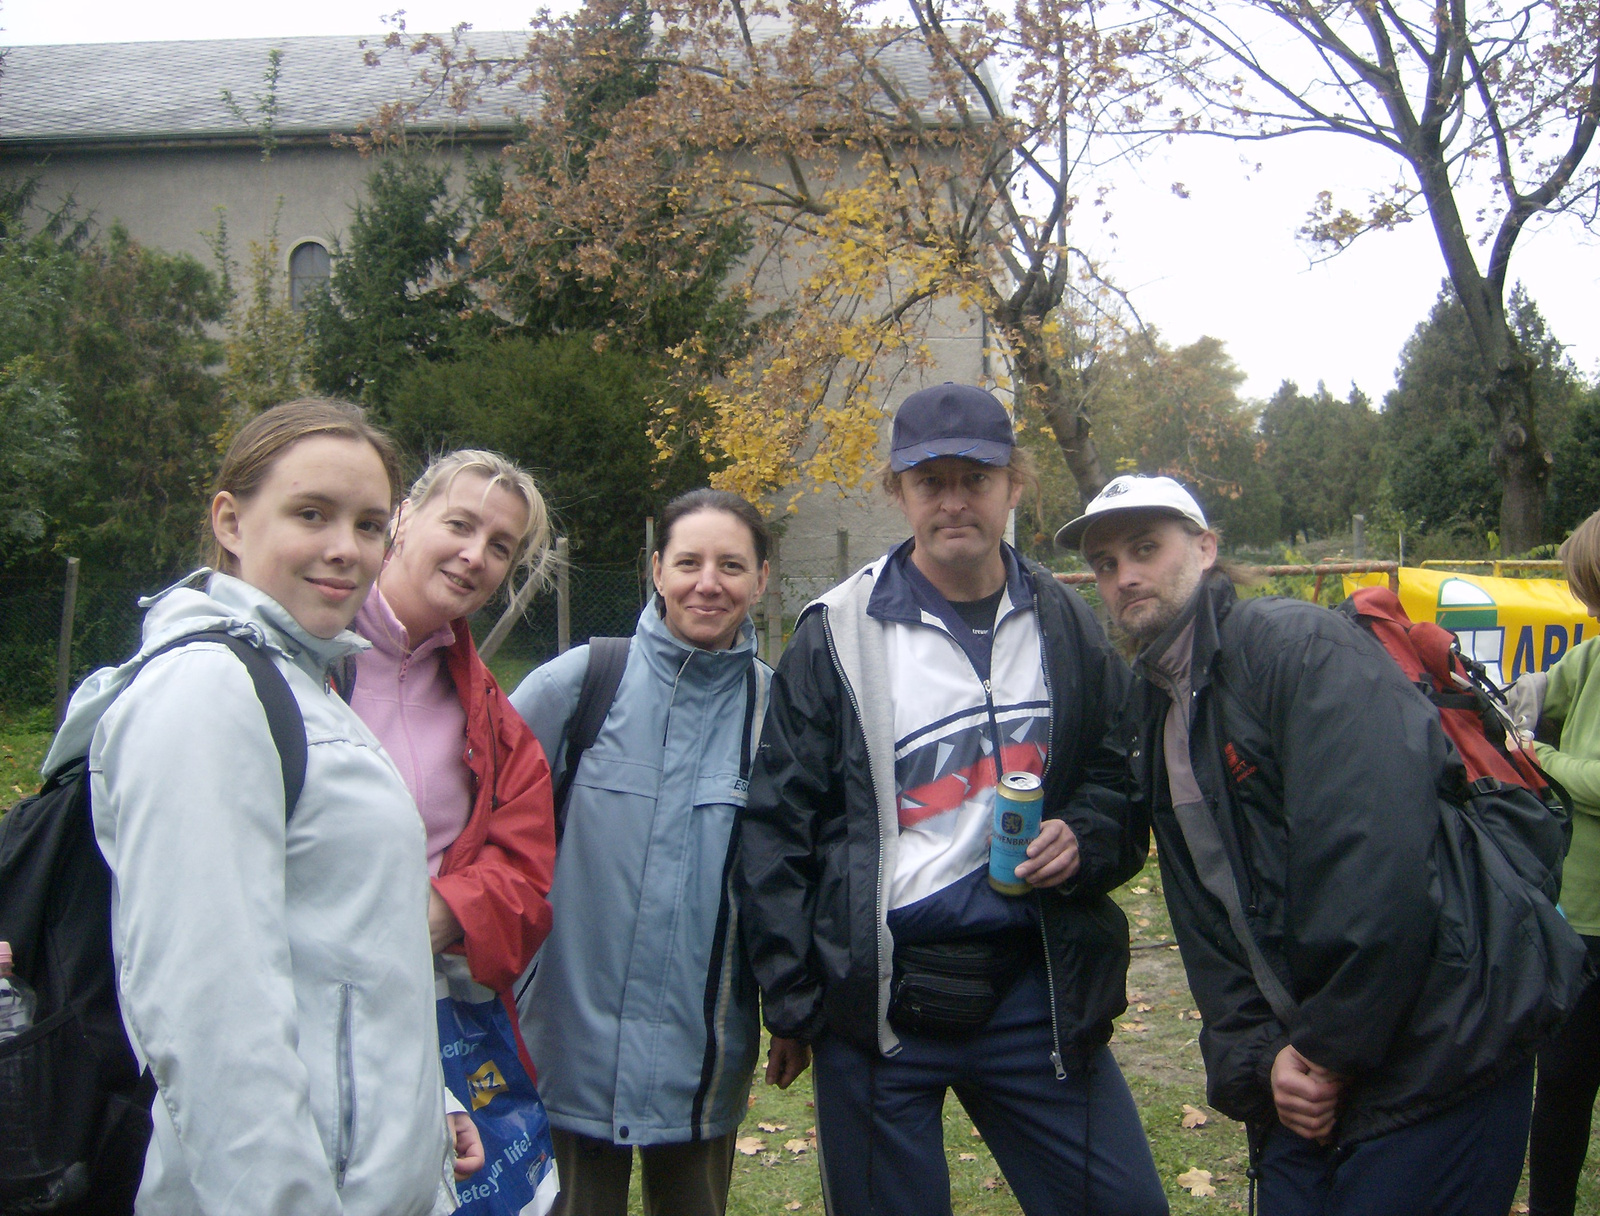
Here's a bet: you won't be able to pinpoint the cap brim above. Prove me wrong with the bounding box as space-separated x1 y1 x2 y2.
889 437 1014 472
1054 504 1188 552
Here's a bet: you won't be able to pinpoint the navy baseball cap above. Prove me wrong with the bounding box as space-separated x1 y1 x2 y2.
888 383 1015 472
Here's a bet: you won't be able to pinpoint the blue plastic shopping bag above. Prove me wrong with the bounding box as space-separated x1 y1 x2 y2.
437 966 559 1216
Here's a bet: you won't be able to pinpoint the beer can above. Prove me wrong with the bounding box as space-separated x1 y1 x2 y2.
988 771 1043 896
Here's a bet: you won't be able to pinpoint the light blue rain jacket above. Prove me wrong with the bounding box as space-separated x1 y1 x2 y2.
509 602 769 1146
45 572 451 1216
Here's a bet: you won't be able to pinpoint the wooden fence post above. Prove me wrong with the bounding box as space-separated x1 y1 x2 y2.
556 537 572 654
55 556 80 727
836 527 850 584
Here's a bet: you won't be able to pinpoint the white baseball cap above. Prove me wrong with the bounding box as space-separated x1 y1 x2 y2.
1054 474 1209 550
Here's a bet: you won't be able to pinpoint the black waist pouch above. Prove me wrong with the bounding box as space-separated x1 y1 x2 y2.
888 935 1036 1040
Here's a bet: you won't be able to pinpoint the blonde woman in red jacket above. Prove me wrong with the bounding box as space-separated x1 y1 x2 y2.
349 450 558 1055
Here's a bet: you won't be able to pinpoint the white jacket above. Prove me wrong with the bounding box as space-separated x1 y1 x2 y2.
46 573 452 1216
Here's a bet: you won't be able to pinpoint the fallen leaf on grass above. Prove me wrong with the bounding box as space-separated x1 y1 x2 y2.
1118 1019 1148 1033
957 1153 978 1162
1128 990 1147 1002
1510 1205 1529 1214
1137 917 1152 928
757 1121 788 1132
784 1139 810 1155
761 1152 781 1167
1131 885 1150 894
1176 1168 1216 1197
735 1136 765 1156
804 1126 816 1137
1181 1104 1209 1129
785 1204 803 1212
980 1176 1000 1191
1134 1002 1154 1013
969 1125 982 1138
747 1094 757 1108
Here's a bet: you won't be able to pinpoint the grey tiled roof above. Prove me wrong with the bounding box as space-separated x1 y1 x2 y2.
0 32 533 147
0 26 979 150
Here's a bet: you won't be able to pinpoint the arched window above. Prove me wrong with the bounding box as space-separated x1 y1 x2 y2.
288 240 331 311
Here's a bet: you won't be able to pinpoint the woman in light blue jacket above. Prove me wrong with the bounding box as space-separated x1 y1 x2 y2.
510 489 807 1216
47 400 474 1215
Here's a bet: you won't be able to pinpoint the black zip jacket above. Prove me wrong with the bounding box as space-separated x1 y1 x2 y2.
738 556 1146 1062
1127 572 1584 1143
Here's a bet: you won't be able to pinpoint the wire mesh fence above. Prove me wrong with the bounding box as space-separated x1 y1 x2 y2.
472 567 648 685
1 562 650 714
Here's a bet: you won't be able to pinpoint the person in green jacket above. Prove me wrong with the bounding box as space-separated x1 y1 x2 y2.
1515 507 1600 1216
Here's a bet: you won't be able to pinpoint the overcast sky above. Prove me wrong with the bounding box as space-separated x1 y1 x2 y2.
5 0 1597 402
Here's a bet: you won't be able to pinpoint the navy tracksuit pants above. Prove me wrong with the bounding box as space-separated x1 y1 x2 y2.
810 960 1168 1216
1257 1057 1535 1216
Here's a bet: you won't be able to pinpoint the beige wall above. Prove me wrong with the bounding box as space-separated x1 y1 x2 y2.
8 139 1001 612
5 141 480 269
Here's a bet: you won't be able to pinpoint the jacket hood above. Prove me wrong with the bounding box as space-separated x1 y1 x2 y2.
45 570 371 773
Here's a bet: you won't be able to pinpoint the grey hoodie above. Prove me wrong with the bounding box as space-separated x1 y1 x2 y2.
47 572 452 1216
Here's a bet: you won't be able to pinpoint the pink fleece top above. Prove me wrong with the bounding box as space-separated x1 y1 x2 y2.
351 588 474 876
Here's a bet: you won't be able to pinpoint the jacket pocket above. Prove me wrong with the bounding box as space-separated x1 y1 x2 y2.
572 754 661 798
335 982 357 1189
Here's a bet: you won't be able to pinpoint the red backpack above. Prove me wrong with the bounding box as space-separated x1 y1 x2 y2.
1337 584 1560 807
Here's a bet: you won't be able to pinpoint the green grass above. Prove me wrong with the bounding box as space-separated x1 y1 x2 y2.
707 872 1595 1214
1 705 54 811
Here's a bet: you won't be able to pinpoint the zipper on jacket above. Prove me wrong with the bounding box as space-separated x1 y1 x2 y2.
973 585 1070 1079
335 982 357 1189
1038 909 1068 1080
1031 579 1067 1078
662 651 697 746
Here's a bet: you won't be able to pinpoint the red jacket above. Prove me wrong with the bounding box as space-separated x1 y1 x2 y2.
432 625 556 995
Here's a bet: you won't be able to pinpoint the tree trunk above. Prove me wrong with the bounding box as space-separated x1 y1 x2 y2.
1487 362 1550 554
1011 342 1108 505
1409 150 1550 553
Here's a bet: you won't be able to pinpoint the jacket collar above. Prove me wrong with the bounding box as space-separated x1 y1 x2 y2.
866 537 1033 628
1133 568 1235 696
632 596 759 689
44 569 371 773
355 585 457 665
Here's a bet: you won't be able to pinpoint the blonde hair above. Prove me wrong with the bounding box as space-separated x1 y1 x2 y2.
207 398 403 574
1560 507 1600 611
403 449 558 601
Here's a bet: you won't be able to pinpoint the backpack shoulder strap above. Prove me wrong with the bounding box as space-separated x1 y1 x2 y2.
144 630 308 819
1171 799 1301 1027
554 637 631 842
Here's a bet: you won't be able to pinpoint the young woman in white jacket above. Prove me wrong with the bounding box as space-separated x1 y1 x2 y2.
45 399 480 1215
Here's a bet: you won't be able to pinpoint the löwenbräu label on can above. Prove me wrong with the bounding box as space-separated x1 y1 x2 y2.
988 771 1043 895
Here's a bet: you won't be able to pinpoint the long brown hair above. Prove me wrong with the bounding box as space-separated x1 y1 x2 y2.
206 398 403 574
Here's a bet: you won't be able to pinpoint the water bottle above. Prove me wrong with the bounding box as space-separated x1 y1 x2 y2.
0 941 37 1042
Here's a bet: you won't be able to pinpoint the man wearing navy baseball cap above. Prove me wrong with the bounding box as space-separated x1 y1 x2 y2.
739 385 1166 1215
1072 475 1585 1215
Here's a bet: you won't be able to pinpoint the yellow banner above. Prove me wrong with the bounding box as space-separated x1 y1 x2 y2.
1343 568 1592 686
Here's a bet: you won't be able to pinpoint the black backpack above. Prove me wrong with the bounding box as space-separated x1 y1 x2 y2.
552 636 631 845
0 631 306 1216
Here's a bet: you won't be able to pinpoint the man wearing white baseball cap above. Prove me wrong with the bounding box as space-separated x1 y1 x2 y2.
1071 474 1577 1215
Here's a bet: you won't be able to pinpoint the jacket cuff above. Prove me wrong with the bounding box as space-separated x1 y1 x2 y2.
1255 1026 1293 1096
